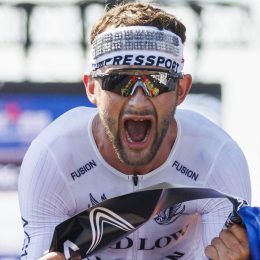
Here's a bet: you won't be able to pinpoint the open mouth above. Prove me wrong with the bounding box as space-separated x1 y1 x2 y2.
124 119 152 143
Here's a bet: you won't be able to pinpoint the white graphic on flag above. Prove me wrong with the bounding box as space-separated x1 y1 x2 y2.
63 240 80 259
86 207 136 254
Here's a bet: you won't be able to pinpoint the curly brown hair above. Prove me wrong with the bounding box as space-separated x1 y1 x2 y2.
90 2 186 44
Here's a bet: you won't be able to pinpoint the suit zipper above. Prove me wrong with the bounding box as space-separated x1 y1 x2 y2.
133 173 139 186
132 173 139 259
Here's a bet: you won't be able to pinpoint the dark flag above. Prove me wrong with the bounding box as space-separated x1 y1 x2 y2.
49 183 255 259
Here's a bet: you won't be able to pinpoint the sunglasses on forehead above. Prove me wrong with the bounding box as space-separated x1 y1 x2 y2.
92 68 183 97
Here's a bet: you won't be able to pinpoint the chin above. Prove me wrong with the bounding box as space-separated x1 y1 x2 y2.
119 149 154 167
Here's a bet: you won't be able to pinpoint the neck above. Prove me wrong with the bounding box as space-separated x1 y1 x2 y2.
92 115 177 175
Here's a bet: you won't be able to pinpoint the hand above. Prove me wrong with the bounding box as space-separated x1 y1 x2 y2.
205 224 250 260
39 252 65 260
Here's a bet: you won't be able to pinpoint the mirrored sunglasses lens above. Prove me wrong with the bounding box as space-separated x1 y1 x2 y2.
97 71 179 97
102 75 132 94
147 74 170 96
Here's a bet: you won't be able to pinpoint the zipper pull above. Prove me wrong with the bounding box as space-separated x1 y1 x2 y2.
133 173 139 186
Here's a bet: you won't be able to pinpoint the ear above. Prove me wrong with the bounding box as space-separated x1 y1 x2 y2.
83 73 97 105
176 74 192 105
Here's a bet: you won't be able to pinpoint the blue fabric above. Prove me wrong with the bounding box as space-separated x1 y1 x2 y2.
239 206 260 260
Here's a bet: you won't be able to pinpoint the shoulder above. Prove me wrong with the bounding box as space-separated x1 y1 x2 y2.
35 106 97 146
18 107 96 212
175 109 245 162
20 106 98 178
175 110 251 201
175 109 232 143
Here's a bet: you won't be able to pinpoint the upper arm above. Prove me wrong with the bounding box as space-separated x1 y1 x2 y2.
198 141 251 248
205 141 251 202
18 140 76 259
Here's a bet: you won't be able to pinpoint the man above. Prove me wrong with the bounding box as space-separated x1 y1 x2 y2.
18 2 251 260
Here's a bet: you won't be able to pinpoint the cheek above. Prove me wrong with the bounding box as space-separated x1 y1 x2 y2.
97 92 125 119
152 93 177 118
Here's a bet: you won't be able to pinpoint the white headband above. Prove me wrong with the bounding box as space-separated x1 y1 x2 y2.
91 26 184 73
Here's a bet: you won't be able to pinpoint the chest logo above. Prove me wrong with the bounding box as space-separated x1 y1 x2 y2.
154 203 186 225
88 193 107 208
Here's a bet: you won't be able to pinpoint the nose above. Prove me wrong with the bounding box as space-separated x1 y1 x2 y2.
128 86 151 110
129 80 150 97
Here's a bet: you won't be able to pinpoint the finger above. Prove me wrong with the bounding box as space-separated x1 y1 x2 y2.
229 224 248 242
219 229 242 249
228 225 250 258
39 252 66 260
210 236 230 259
215 229 250 260
205 245 219 259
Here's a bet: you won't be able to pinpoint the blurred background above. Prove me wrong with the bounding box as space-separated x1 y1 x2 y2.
0 0 259 258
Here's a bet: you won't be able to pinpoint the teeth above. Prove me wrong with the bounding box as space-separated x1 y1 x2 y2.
133 119 143 121
142 133 149 142
126 131 133 143
127 135 133 143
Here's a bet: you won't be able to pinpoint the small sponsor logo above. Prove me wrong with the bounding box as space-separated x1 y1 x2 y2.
172 160 199 181
21 217 30 257
70 160 97 181
92 54 180 72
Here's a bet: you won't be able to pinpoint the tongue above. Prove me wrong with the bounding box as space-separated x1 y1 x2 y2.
125 120 148 142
